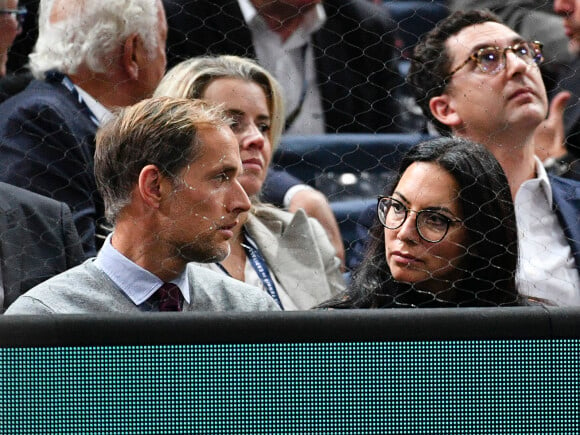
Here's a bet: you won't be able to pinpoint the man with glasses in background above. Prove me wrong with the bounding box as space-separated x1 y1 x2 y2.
407 9 580 305
0 1 30 103
0 0 26 77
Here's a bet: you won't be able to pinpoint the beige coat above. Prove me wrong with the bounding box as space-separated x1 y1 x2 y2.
244 205 345 309
196 204 345 310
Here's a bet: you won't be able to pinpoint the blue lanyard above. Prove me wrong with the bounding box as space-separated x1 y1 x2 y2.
216 232 283 309
45 70 100 127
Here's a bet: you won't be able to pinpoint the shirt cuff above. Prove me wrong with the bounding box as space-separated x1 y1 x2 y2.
283 184 315 209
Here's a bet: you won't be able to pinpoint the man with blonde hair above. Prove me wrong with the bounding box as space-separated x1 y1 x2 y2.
6 97 280 314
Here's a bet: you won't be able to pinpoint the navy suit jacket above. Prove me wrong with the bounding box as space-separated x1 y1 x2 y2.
0 182 85 311
163 0 402 134
550 175 580 273
0 74 104 256
549 57 580 180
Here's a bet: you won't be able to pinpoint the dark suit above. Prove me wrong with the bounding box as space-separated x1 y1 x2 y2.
163 0 402 133
556 57 580 180
0 72 33 104
550 175 580 273
0 182 84 312
260 168 304 208
0 72 104 256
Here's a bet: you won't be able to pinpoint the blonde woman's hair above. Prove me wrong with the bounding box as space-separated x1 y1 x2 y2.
154 55 285 150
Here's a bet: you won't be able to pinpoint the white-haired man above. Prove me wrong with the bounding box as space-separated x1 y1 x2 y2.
0 0 167 256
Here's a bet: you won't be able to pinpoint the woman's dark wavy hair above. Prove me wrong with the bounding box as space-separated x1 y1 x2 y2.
322 136 520 309
407 9 503 136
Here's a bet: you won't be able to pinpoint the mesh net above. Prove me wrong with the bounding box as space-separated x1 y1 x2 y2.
0 0 579 310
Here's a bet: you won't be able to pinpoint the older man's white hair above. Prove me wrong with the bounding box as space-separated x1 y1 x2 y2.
29 0 160 78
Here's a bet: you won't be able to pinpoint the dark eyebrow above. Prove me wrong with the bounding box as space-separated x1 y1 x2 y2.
422 206 456 215
225 109 244 118
468 37 526 54
392 191 456 215
392 191 410 204
220 165 239 176
225 108 270 122
207 161 239 179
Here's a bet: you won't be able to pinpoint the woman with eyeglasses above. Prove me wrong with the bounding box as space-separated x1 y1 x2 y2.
321 136 521 308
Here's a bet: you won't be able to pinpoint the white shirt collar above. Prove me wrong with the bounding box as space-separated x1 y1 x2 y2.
238 0 258 24
74 85 112 126
520 156 553 208
94 234 190 306
237 0 326 40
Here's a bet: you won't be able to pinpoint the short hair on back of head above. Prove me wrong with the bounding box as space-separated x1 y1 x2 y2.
29 0 161 78
94 96 231 225
154 55 285 152
407 9 503 135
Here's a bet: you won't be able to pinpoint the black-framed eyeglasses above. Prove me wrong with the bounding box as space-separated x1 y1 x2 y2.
377 196 463 243
0 6 27 29
448 40 544 77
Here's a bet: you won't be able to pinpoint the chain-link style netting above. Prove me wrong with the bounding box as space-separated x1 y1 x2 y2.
0 0 579 311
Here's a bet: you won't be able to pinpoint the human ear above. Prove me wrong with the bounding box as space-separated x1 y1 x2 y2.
429 94 462 129
122 33 141 81
138 164 163 209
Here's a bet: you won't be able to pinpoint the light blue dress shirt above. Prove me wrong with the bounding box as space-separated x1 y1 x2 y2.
94 234 190 309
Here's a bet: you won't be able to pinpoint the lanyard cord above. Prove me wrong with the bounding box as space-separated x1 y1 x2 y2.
216 231 283 309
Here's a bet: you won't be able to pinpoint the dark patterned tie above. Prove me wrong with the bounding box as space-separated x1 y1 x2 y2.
156 283 183 312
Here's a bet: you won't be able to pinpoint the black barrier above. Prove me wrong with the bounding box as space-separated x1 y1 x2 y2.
3 307 580 346
1 308 579 434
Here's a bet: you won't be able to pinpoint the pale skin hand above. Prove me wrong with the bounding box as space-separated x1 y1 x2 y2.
533 91 571 162
288 189 346 270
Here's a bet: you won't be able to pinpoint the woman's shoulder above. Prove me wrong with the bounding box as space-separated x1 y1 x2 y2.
251 203 298 225
249 203 325 242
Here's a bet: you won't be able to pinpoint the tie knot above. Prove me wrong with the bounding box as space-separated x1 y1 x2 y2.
156 282 183 312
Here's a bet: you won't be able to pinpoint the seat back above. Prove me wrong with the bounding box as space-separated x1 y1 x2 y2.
275 133 430 201
384 0 449 58
273 133 432 265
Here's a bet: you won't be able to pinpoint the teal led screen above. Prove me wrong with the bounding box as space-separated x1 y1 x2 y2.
1 339 579 434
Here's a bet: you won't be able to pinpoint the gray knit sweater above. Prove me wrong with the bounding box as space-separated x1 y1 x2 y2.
5 259 280 314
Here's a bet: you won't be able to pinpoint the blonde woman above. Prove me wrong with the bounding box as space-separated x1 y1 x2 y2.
154 55 345 310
